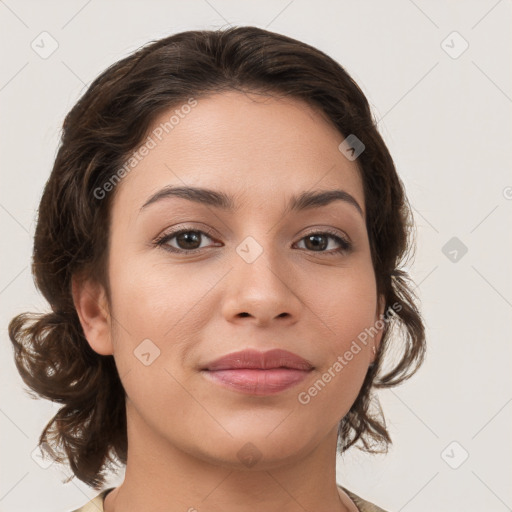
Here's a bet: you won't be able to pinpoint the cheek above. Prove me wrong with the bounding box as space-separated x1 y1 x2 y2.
109 247 378 373
106 256 218 394
299 262 377 409
109 256 211 337
312 259 378 345
106 261 209 436
294 302 375 431
107 241 378 436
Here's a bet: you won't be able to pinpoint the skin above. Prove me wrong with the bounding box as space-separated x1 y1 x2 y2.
72 90 385 512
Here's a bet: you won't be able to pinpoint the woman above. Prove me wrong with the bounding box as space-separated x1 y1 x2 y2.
9 26 425 512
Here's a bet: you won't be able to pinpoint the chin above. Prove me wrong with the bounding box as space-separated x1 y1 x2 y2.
191 427 321 471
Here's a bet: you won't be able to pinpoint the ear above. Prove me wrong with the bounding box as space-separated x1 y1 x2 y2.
371 294 386 363
71 274 113 356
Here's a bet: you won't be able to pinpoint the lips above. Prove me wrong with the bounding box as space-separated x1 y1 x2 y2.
202 348 314 371
201 349 314 395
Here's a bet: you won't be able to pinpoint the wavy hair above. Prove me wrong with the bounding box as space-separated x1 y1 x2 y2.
8 26 426 489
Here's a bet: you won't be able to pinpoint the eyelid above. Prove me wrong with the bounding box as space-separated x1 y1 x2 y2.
153 224 352 255
297 227 352 254
301 226 350 242
153 224 219 247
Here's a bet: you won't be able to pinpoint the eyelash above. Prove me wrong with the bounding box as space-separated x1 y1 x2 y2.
154 226 352 256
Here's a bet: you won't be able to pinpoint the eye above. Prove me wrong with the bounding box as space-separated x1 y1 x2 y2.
154 228 219 253
294 229 352 255
154 227 352 255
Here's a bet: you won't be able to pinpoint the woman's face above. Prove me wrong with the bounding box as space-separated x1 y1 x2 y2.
92 90 383 468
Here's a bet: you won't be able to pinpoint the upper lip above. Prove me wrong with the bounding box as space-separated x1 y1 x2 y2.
202 349 314 371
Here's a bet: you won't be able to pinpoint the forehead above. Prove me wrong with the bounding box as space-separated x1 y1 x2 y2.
111 90 364 218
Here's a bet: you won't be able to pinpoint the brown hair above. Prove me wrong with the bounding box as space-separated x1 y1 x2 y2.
8 26 426 489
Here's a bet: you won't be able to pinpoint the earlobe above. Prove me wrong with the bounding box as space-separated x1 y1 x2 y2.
71 275 113 356
371 294 387 362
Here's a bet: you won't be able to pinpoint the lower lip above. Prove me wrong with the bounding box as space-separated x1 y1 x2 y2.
202 368 312 395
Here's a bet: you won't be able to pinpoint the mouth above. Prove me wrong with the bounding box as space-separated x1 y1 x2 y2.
201 348 314 396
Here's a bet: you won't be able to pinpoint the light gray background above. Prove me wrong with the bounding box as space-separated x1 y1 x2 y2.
1 1 511 511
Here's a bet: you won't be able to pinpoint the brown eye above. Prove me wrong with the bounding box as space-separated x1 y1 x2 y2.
155 229 218 253
303 234 329 251
295 231 352 255
154 227 351 256
174 231 203 250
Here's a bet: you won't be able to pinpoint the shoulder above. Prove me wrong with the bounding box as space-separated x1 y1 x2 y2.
69 488 114 512
338 484 391 512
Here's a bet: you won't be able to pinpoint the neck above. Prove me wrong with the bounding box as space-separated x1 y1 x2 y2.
103 401 356 512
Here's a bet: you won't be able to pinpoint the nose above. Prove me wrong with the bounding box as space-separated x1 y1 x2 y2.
221 245 302 327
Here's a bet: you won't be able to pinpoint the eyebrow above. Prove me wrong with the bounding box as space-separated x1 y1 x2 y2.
140 185 364 217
